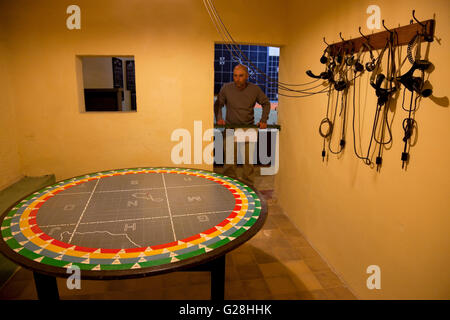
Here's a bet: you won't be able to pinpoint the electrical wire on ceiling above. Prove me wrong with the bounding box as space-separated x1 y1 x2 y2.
202 0 330 98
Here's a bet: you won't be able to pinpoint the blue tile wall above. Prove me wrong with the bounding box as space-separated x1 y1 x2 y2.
214 44 279 101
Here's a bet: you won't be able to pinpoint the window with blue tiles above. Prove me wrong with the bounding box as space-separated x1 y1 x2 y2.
214 44 279 102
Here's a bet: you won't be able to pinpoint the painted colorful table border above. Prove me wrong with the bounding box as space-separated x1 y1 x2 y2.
0 168 263 273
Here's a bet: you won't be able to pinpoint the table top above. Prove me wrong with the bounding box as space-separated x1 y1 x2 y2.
0 167 267 279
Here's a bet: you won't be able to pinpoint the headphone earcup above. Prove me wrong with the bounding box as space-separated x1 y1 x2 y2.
355 61 364 72
412 77 423 93
401 77 414 92
416 60 432 71
346 55 355 66
412 77 432 97
366 60 376 72
378 95 388 106
306 70 321 79
421 88 432 97
320 70 333 80
376 74 385 87
334 80 347 91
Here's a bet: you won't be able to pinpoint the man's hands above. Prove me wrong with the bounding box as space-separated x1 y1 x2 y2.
257 122 267 129
217 120 267 129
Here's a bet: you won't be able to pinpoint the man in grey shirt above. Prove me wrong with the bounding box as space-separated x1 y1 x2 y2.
214 64 271 186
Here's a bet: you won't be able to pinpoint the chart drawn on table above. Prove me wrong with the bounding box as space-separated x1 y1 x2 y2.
37 172 236 249
1 168 264 272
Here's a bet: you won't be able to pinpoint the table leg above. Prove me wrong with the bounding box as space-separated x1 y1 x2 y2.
210 255 226 300
33 272 60 300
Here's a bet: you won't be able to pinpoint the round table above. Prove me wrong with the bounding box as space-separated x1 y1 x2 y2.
0 167 267 300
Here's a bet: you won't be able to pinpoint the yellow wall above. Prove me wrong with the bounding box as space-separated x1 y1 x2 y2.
1 0 448 300
0 21 22 189
0 0 286 181
277 0 450 299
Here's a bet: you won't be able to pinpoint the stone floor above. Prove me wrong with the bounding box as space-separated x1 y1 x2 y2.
0 169 356 300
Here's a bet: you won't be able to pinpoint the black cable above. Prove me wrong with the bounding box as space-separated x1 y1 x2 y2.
378 39 391 149
375 41 391 169
328 90 346 155
207 0 336 94
351 71 371 164
401 87 410 112
262 80 330 98
320 86 333 160
277 87 330 98
340 86 348 143
401 91 415 168
320 86 333 138
284 79 320 86
218 36 315 92
407 34 420 64
276 81 330 93
365 103 382 164
374 38 394 146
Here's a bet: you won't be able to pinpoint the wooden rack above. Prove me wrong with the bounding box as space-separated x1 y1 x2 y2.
327 18 435 56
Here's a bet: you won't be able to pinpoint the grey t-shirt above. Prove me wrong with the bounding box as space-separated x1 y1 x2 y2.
214 82 271 125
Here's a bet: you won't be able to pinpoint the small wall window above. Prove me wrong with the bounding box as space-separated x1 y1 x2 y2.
80 56 137 112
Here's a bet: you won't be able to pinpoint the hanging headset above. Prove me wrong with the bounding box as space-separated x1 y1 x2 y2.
398 32 433 169
333 68 349 92
366 28 399 171
358 27 377 72
345 41 356 67
320 87 334 161
332 47 351 92
316 16 435 168
397 34 433 97
306 69 333 80
366 56 376 71
319 55 349 159
397 60 432 97
348 42 373 165
353 43 367 73
369 41 398 106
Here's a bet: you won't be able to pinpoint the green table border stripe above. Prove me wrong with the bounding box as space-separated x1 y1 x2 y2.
176 248 206 261
138 258 172 268
207 238 231 249
230 228 246 238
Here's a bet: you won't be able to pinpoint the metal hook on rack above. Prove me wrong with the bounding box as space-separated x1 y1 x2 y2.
320 37 331 64
359 26 374 53
358 27 370 42
412 10 426 27
382 19 395 43
382 20 393 34
338 32 348 56
412 10 433 42
393 29 400 45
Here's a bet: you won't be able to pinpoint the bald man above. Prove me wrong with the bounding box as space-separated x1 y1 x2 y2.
214 64 271 186
214 64 270 128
